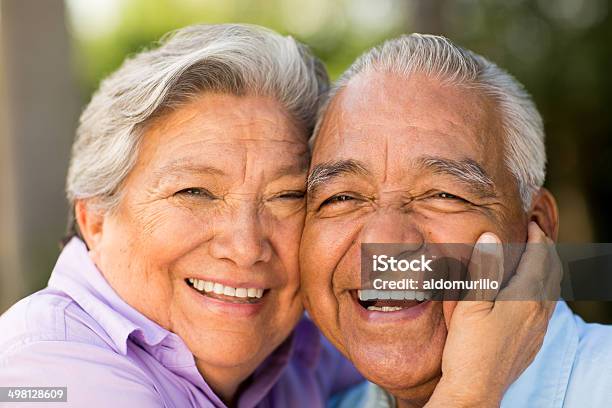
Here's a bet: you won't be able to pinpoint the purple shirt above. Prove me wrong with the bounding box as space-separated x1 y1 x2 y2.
0 238 362 407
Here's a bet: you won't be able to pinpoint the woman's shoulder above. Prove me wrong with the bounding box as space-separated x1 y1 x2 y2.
0 339 163 406
0 287 122 358
0 291 163 406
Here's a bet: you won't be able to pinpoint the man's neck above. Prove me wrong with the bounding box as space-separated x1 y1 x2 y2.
396 397 429 408
387 375 440 408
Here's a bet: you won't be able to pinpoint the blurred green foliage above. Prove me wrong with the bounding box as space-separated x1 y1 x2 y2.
67 0 612 241
67 0 612 246
62 0 612 322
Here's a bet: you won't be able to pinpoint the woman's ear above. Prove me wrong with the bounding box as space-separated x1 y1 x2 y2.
528 188 559 241
74 200 105 251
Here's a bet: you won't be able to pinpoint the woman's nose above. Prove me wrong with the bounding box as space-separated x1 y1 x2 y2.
209 204 273 268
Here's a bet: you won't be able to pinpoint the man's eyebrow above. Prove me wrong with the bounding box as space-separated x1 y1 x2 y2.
416 156 497 198
307 159 369 195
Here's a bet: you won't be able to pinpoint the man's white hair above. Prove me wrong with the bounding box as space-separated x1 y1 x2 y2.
66 23 328 215
314 33 545 210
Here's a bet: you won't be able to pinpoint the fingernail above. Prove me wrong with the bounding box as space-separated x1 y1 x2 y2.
478 233 498 244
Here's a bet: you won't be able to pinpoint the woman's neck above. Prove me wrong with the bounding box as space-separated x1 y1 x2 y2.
195 358 257 407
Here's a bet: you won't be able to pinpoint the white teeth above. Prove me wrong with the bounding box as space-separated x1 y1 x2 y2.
367 306 404 312
197 280 205 291
358 289 431 301
189 279 264 299
390 290 405 300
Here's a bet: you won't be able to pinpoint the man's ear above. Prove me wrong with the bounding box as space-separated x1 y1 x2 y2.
528 188 559 241
74 199 105 252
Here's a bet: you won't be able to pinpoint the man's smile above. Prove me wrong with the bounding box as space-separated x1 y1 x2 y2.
348 289 434 322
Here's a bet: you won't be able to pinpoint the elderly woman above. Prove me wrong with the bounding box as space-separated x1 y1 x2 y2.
0 24 557 407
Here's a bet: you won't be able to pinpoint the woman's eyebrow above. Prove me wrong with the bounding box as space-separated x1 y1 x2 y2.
416 155 497 198
153 161 226 180
307 159 369 196
270 159 310 179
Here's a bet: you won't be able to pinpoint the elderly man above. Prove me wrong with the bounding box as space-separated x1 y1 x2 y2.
300 34 612 407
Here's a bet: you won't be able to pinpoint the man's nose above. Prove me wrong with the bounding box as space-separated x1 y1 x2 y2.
209 203 272 268
359 210 424 249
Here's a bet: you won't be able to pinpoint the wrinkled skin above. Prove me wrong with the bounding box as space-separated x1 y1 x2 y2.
76 93 308 402
301 71 558 407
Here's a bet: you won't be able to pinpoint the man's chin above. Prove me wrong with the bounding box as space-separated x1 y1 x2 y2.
338 299 448 398
350 345 443 395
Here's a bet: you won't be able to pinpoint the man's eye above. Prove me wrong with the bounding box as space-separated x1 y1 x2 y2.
432 192 469 203
320 194 355 207
437 192 460 199
175 188 215 199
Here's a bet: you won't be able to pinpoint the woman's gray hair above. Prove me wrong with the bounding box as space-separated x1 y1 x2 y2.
313 33 545 211
66 23 328 217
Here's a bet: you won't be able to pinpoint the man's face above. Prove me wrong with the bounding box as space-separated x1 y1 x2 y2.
300 72 528 398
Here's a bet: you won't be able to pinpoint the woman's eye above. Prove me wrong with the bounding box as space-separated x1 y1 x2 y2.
276 191 305 200
175 188 215 199
320 194 355 207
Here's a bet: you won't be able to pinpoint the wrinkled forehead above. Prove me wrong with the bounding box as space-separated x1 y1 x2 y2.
311 71 504 173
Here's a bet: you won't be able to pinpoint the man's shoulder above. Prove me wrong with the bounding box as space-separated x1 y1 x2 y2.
574 315 612 359
563 314 612 406
570 315 612 375
0 288 116 355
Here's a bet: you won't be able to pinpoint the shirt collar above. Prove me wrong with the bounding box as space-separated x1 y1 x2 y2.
48 237 171 355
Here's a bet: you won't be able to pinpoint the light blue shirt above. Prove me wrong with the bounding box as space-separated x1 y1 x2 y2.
330 301 612 407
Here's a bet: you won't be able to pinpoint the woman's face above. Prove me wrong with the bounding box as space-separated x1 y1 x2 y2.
85 93 307 381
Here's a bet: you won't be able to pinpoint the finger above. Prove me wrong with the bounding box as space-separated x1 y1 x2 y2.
542 236 563 302
463 232 503 301
497 222 550 301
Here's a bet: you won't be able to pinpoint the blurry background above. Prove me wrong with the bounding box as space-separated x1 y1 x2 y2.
1 0 610 320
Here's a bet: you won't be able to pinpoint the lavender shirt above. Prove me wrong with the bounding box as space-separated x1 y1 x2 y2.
0 238 362 407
